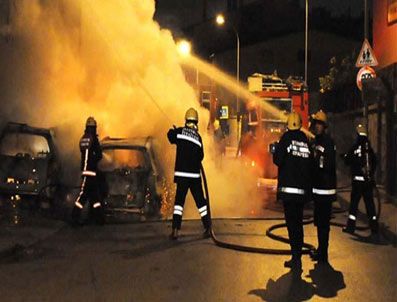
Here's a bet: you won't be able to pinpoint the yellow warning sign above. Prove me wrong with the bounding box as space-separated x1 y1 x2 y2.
356 39 379 67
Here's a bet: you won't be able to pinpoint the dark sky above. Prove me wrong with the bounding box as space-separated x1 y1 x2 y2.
155 0 368 30
156 0 366 16
300 0 366 17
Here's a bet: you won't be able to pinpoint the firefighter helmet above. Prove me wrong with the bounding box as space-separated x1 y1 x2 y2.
287 112 302 130
185 108 198 123
312 110 327 124
356 124 367 136
213 119 220 130
86 116 97 127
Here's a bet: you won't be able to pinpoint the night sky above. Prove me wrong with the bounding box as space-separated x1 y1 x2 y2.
301 0 366 17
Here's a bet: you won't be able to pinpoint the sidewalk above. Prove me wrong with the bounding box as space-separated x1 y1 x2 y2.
0 213 65 258
337 188 397 245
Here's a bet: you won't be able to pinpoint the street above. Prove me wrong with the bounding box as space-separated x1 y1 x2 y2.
0 210 395 302
0 0 396 301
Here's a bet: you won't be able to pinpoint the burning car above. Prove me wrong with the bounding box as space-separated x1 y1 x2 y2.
0 122 60 205
99 137 169 219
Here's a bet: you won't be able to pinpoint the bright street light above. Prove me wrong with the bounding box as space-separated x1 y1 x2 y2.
176 40 192 57
216 14 225 26
215 13 241 144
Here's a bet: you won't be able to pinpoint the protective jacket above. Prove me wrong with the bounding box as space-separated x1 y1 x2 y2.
273 129 312 200
312 133 337 201
167 126 204 182
79 130 102 177
344 135 377 183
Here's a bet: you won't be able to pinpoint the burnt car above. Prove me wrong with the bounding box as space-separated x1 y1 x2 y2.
0 122 60 205
99 137 169 219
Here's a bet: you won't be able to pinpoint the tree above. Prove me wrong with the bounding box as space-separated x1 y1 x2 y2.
319 54 361 112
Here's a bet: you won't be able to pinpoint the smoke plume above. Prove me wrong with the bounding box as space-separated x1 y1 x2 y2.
0 0 262 218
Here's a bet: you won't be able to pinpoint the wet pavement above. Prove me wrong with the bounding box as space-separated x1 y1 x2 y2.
0 209 395 302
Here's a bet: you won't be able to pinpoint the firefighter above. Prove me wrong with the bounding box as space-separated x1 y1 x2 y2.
273 112 312 269
167 108 211 240
71 117 105 226
342 124 379 237
310 111 336 264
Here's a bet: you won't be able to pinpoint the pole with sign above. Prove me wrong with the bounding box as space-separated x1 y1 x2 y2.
356 37 378 134
356 66 377 131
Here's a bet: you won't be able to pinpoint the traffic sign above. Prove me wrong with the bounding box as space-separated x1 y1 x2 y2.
356 66 376 91
356 39 379 67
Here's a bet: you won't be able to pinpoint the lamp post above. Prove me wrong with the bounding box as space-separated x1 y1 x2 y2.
305 0 309 86
216 13 241 143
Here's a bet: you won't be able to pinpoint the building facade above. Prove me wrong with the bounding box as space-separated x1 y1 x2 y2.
373 0 397 196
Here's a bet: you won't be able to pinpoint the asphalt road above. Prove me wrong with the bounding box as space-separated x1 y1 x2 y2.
0 216 395 302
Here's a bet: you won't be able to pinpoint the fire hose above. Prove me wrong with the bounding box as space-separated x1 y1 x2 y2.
135 80 382 254
200 164 382 255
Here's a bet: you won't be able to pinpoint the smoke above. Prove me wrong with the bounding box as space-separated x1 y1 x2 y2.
0 0 262 218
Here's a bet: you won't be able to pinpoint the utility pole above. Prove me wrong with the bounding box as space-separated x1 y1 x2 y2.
363 0 369 133
304 0 309 86
364 0 368 40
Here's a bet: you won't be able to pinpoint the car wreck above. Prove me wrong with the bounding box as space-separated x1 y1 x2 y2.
99 137 170 219
0 122 60 204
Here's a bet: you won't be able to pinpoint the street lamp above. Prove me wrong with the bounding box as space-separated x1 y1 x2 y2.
176 39 199 92
176 39 192 57
216 14 225 26
215 13 241 143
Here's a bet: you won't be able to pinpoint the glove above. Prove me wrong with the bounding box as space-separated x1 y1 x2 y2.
269 142 278 154
167 127 177 144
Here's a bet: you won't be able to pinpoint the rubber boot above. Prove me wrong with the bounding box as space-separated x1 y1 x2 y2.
93 206 105 225
370 219 379 234
312 228 329 263
202 227 211 239
71 206 82 227
369 220 380 243
342 219 356 234
284 258 302 270
169 228 179 240
284 254 302 270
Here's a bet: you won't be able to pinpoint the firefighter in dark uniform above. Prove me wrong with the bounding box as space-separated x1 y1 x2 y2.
273 112 312 269
342 124 378 236
310 111 336 264
71 117 105 225
167 108 211 240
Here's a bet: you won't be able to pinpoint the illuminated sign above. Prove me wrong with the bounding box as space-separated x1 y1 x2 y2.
389 0 397 24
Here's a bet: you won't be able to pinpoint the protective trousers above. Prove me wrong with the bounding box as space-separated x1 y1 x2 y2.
314 198 333 260
346 181 378 233
72 176 105 225
282 199 304 259
172 179 211 230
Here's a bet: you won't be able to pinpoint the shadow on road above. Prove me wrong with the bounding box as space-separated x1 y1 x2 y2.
350 233 390 246
249 263 346 301
307 263 346 299
249 270 314 302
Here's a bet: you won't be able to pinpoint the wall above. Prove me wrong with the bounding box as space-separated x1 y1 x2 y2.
373 0 397 68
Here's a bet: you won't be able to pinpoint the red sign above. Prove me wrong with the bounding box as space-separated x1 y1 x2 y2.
356 66 376 91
